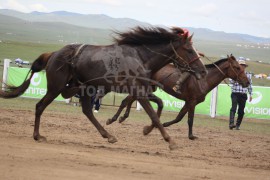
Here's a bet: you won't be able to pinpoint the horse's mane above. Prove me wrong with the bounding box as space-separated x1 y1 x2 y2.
205 58 229 68
114 26 185 45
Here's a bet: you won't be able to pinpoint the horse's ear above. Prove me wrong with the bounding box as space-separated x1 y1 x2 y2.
227 54 234 62
183 31 188 40
188 33 194 42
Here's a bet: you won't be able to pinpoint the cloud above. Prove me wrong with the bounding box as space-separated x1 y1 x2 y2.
81 0 122 6
239 11 264 22
29 4 48 12
192 3 218 17
145 2 156 8
4 0 29 12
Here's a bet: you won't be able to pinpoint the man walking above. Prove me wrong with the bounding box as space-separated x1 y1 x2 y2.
229 59 252 130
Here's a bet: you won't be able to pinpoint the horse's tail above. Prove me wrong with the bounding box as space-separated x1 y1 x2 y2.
0 52 53 98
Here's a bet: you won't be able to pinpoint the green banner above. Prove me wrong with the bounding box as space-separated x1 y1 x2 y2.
216 84 270 119
7 67 64 101
151 88 211 115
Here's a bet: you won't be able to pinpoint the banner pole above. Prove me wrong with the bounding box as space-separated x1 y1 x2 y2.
2 59 11 91
210 86 218 118
136 101 142 111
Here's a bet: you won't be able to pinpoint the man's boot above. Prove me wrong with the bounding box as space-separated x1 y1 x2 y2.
236 114 244 130
172 72 190 94
229 111 236 130
172 80 182 94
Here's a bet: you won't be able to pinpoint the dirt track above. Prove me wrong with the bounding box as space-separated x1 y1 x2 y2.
0 108 269 180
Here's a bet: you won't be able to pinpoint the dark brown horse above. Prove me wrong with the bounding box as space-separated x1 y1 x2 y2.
0 26 207 150
108 55 250 139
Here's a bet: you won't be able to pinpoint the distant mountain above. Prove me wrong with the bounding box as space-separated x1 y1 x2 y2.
0 9 269 62
1 9 270 44
186 28 270 44
0 9 151 31
0 13 112 45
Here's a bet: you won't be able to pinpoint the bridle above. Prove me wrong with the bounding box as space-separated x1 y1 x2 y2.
229 63 246 83
204 55 246 85
170 42 201 69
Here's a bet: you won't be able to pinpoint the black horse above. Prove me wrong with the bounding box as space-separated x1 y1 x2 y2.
0 26 207 150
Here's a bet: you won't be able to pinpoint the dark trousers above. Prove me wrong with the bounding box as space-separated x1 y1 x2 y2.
91 95 100 111
230 93 247 126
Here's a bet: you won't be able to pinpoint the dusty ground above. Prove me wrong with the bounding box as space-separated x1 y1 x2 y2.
0 108 269 180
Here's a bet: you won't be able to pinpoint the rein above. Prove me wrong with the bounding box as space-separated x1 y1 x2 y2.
204 55 229 86
142 42 200 73
158 71 180 85
204 56 226 76
204 55 246 86
229 63 245 83
170 42 200 65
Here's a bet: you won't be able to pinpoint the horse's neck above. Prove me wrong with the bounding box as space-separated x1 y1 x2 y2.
200 64 227 93
140 44 173 72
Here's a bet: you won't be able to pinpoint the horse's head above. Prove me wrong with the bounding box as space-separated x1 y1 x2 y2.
171 27 207 80
226 55 250 87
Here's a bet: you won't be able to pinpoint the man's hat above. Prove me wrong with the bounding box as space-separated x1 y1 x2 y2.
238 60 248 67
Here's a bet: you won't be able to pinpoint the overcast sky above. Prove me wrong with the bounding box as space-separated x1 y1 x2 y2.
0 0 269 38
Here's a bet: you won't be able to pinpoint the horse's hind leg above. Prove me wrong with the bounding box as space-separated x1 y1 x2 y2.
80 95 117 143
34 91 61 141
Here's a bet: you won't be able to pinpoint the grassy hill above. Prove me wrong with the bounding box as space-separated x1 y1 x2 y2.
0 14 112 45
1 10 270 63
195 40 270 64
0 9 150 31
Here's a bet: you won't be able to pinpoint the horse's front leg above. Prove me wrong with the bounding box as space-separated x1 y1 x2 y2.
163 104 188 127
107 95 135 125
81 94 117 143
142 94 164 135
138 97 177 150
119 98 134 123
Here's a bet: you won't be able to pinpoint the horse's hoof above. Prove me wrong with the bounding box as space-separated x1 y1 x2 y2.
162 122 171 127
108 136 117 143
189 135 198 140
106 119 113 125
119 117 126 123
33 134 47 142
169 141 178 150
143 126 153 135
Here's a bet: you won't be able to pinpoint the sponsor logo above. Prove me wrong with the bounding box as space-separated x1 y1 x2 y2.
247 91 262 105
245 107 270 115
26 73 47 96
31 74 42 86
